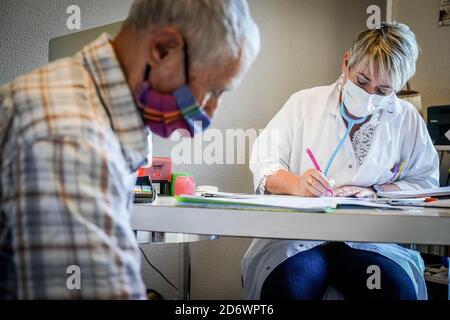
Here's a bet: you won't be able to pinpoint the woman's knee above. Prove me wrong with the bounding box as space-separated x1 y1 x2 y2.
261 246 330 300
331 247 418 300
374 262 418 300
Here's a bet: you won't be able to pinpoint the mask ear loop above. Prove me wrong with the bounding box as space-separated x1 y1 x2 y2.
144 64 151 82
323 102 367 177
181 42 210 115
183 42 190 85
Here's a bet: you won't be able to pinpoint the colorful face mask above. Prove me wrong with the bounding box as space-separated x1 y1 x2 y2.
137 83 211 138
136 42 212 138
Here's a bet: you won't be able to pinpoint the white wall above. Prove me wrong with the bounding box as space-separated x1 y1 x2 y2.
0 0 134 84
392 0 450 114
391 0 450 185
1 0 385 299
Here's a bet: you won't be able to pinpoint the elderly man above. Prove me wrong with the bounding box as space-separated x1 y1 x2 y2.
0 0 259 299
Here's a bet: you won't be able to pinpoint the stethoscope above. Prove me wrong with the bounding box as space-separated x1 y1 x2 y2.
323 101 367 177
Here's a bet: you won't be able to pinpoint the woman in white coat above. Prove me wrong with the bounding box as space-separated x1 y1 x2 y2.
243 22 439 300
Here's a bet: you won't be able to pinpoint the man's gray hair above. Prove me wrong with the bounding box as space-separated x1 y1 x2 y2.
126 0 260 68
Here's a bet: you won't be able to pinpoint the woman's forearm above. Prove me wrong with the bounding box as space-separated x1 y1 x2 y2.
265 170 301 196
265 173 401 197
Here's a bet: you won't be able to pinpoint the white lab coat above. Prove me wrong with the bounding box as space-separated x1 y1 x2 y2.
242 81 440 300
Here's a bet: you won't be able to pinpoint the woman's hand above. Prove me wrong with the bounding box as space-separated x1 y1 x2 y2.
299 169 334 197
334 186 376 199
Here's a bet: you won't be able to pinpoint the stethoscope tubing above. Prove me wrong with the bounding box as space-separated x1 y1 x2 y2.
323 102 367 177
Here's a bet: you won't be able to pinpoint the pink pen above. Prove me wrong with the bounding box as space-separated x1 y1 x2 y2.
306 148 334 195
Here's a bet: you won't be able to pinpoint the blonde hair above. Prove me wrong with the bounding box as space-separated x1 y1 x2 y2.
348 22 420 91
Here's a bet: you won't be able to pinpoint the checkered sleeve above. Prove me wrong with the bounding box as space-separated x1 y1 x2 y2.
3 135 146 299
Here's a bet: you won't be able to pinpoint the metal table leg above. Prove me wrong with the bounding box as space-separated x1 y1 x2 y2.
178 242 191 300
135 231 218 300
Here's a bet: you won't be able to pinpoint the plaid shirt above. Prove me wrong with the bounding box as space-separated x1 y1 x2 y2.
0 34 149 299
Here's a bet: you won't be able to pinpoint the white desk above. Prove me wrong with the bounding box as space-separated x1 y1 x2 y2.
132 197 450 245
132 197 450 299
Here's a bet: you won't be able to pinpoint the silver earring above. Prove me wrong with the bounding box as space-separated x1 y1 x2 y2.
338 74 345 92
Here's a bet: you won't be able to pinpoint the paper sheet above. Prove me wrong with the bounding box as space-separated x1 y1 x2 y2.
377 186 450 199
177 194 396 211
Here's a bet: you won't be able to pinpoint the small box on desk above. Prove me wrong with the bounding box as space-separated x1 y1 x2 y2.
134 158 196 200
138 157 173 197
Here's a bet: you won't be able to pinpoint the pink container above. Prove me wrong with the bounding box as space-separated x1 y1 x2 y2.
173 176 196 196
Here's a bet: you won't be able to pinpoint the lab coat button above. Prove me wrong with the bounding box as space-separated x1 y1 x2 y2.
348 164 353 169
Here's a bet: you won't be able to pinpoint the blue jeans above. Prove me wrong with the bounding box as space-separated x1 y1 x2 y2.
261 242 418 300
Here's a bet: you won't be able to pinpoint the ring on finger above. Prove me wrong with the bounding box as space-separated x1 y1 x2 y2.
307 177 313 185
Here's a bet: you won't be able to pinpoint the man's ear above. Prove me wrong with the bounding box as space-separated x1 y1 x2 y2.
147 27 185 67
146 27 187 93
341 51 350 75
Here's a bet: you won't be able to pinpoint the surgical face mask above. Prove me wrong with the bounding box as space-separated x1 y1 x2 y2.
342 79 392 118
137 83 211 138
